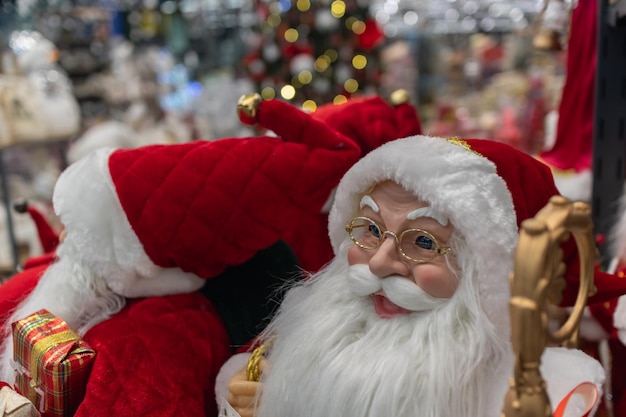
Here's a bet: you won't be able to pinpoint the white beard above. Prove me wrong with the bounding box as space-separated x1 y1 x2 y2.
256 243 513 417
0 242 126 383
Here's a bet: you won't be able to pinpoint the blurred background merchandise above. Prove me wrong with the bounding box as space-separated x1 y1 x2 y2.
0 0 588 273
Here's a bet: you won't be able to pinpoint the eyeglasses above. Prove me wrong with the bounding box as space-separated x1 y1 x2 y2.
345 216 453 264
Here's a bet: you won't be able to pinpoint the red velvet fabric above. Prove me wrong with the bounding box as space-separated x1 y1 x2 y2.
0 264 233 417
538 0 596 172
0 262 47 333
312 95 423 158
560 260 626 307
468 139 558 229
588 298 619 338
76 293 231 417
108 95 422 275
109 99 360 275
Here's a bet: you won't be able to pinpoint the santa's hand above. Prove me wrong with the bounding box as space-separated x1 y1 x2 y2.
227 360 267 417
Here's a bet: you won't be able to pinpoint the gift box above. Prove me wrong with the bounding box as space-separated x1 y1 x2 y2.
0 382 40 417
12 310 95 417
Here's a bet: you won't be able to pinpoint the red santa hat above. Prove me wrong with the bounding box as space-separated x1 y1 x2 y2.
311 89 422 158
328 135 625 339
53 95 360 298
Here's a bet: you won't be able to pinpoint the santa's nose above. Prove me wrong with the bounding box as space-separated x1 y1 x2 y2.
368 237 410 278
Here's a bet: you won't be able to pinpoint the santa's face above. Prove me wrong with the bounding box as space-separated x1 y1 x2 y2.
257 227 510 417
347 181 458 318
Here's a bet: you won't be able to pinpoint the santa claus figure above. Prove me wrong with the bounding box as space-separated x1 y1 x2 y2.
222 135 625 417
0 91 424 416
0 95 364 416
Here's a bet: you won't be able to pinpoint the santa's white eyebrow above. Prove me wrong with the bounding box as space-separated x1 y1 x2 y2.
407 207 449 226
359 195 379 212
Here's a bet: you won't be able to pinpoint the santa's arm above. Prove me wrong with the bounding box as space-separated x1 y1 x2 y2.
75 293 232 417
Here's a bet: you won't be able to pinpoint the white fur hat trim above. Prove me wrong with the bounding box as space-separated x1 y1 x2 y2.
53 148 205 298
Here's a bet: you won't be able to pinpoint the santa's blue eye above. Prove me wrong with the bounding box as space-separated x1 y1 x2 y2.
368 224 382 238
416 235 435 250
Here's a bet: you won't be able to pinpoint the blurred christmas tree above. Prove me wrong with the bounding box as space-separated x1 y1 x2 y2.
240 0 385 110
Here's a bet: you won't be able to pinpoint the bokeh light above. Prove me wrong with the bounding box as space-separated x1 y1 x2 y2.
302 100 317 112
298 70 313 84
352 54 367 70
296 0 311 12
261 87 276 100
344 78 359 93
333 94 348 104
284 28 299 42
331 1 346 18
280 84 296 100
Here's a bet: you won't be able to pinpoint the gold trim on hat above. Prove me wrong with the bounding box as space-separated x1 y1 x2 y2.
445 136 484 158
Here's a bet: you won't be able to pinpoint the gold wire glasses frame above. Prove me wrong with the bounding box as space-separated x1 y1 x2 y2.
345 216 453 264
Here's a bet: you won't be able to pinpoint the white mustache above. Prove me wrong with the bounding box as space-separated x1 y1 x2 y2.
346 264 449 312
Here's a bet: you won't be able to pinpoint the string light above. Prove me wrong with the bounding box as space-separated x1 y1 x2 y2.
267 14 281 27
331 1 346 18
344 78 359 93
351 20 366 35
280 85 296 100
296 0 311 12
333 94 348 104
261 87 276 100
352 54 367 70
302 100 317 112
284 28 299 42
314 55 331 72
298 70 313 84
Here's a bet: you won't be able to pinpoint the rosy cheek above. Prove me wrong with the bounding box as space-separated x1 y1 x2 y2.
412 265 457 298
347 245 369 266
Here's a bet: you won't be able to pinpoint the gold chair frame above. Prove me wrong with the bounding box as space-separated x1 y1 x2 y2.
502 195 598 417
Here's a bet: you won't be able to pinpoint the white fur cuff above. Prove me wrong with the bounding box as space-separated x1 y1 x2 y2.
215 353 251 413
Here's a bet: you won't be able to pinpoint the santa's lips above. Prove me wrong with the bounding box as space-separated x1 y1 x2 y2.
372 293 412 318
